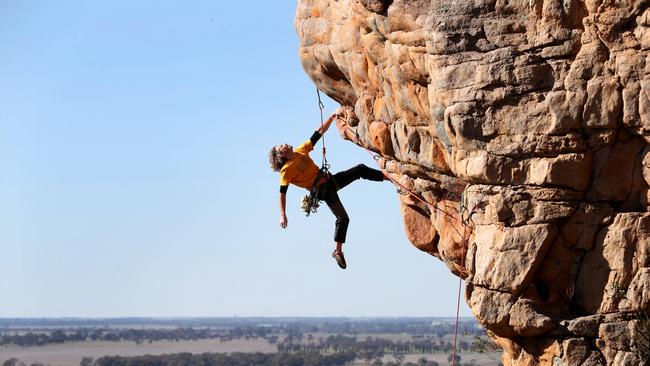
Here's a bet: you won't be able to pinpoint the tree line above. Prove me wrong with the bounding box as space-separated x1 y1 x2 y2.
0 326 273 347
4 352 489 366
0 320 483 348
277 334 473 357
0 329 498 358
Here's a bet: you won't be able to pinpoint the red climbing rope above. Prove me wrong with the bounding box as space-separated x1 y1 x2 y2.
451 223 471 366
344 126 464 223
452 277 463 365
341 121 478 366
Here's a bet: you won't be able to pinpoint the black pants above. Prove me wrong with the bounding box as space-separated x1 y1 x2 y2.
316 164 384 243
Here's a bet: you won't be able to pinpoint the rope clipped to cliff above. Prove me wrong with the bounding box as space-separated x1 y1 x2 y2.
339 117 490 366
342 125 465 231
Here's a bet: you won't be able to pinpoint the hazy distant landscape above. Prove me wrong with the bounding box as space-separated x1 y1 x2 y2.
0 318 502 366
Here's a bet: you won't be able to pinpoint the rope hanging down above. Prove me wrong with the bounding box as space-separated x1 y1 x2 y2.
317 89 329 170
301 89 331 216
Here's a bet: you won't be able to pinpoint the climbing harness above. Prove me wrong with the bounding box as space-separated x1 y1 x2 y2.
301 89 331 216
301 167 329 215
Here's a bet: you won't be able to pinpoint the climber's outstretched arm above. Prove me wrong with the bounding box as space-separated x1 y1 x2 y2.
316 111 341 135
279 192 288 228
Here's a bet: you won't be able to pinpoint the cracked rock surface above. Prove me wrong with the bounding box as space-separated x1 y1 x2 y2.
295 0 649 364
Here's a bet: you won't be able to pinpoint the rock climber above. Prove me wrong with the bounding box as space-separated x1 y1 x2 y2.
268 109 386 269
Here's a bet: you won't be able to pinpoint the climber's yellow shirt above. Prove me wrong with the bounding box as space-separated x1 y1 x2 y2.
279 139 319 190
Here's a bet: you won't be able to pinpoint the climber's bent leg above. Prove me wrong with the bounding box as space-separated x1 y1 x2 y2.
326 197 350 244
332 164 385 191
322 188 349 269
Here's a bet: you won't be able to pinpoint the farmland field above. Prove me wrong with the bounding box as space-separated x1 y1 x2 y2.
1 339 276 366
1 338 502 366
0 318 503 365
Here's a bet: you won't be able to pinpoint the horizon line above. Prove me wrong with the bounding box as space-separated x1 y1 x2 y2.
0 316 476 320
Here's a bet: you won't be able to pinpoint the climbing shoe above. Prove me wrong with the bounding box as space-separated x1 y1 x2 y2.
332 250 347 269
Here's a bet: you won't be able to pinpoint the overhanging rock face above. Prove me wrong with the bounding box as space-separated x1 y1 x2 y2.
295 0 650 364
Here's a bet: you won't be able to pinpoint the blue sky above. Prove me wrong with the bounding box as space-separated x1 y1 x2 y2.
0 1 472 318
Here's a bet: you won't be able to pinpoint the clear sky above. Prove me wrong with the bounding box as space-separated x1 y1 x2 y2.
0 1 472 318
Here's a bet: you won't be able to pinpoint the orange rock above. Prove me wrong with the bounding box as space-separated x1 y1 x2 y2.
399 199 438 255
295 0 650 363
368 121 393 155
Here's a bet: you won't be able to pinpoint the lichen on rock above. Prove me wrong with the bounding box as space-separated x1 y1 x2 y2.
295 0 650 364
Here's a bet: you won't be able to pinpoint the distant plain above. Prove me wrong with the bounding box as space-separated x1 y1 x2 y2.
1 338 502 366
0 318 502 366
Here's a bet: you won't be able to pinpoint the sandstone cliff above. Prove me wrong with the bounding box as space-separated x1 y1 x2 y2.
295 0 650 365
